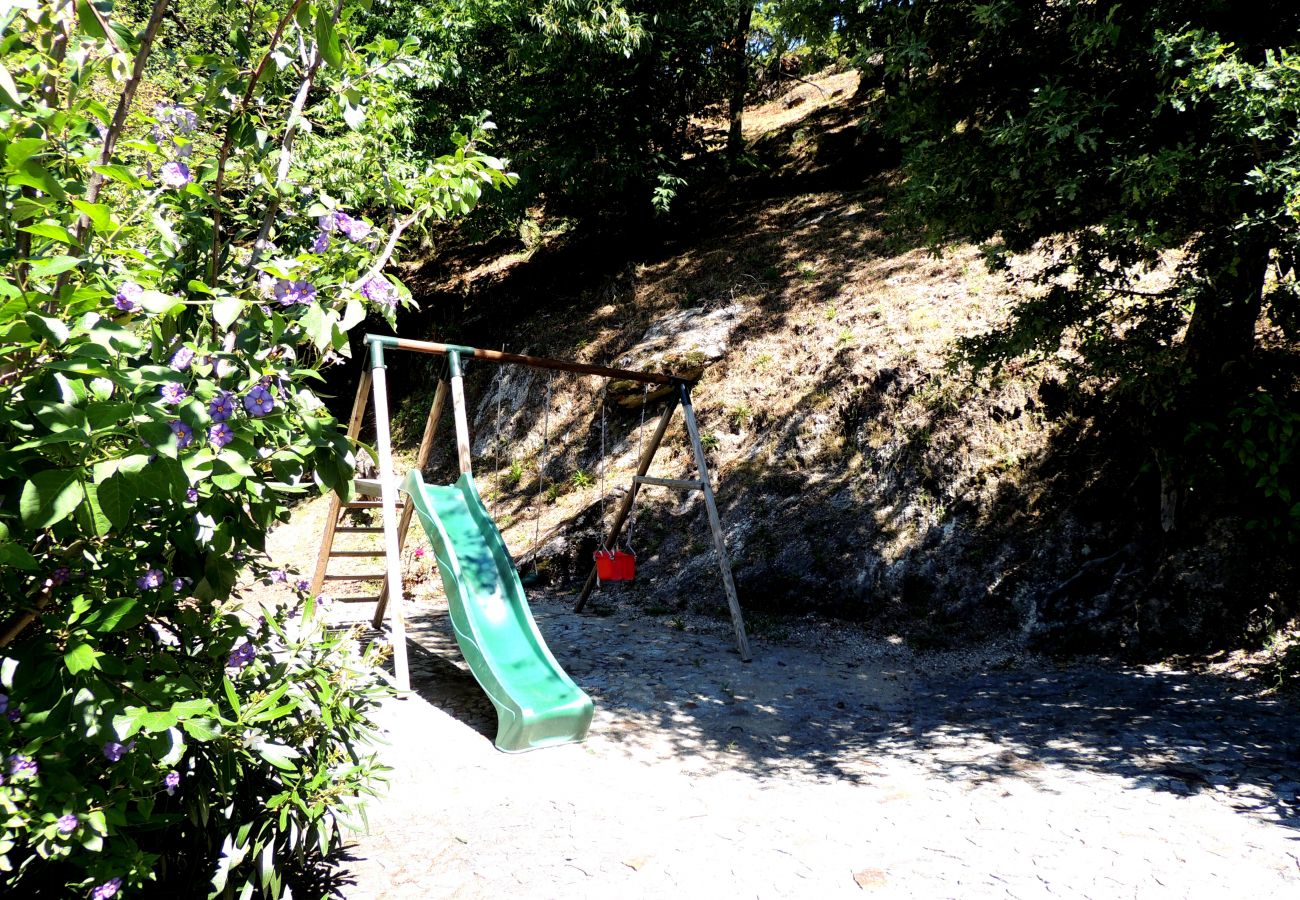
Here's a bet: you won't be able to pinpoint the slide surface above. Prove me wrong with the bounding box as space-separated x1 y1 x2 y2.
401 470 593 752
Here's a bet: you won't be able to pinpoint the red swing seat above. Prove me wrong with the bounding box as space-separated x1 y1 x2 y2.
593 548 636 582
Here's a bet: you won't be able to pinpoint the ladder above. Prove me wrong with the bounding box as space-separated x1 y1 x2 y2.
308 373 448 628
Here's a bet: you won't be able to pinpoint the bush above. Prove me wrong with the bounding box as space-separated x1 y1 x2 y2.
0 2 512 896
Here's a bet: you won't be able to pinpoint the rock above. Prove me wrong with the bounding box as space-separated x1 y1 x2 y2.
610 304 744 407
853 868 888 889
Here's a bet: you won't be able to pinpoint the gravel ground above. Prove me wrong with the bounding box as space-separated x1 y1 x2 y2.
331 591 1300 899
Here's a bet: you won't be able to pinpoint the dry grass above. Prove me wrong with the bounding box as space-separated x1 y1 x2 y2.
254 66 1068 624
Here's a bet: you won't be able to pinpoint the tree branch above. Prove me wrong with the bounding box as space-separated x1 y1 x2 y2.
73 0 171 245
245 0 344 277
347 208 427 292
208 0 308 286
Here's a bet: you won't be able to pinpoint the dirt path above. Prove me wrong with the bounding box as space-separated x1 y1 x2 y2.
334 594 1300 899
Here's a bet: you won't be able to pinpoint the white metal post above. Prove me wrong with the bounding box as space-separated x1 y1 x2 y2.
368 341 411 691
448 349 473 476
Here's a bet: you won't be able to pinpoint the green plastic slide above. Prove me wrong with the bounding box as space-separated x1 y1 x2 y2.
400 470 594 752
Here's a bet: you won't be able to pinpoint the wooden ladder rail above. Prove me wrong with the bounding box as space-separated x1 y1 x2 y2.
310 370 373 596
310 374 447 622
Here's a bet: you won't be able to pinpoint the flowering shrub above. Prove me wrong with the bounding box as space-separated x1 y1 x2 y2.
0 1 512 896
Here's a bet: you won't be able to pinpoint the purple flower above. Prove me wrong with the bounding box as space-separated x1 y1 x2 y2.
170 420 193 449
57 813 78 834
361 276 395 308
101 740 133 762
294 578 310 592
7 709 20 723
243 385 273 418
160 160 191 188
227 641 255 669
273 278 316 307
159 383 188 406
91 877 123 900
114 281 142 311
319 209 371 241
270 570 287 583
171 346 195 371
171 577 186 592
209 391 235 422
47 566 70 587
208 422 233 449
186 488 199 503
154 103 198 136
0 694 7 714
311 231 330 254
137 568 163 590
8 754 37 779
164 770 181 795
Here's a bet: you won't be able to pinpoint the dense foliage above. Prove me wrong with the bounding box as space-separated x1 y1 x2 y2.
0 1 510 896
870 1 1300 534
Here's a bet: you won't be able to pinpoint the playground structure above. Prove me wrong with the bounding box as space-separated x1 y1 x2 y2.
311 333 751 750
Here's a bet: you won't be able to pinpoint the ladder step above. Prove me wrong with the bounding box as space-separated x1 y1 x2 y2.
352 477 396 498
329 550 386 558
322 573 385 581
342 500 387 509
335 527 385 533
332 596 382 603
633 475 704 490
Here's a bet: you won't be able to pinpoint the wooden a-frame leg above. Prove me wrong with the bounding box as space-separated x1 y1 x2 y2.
575 394 680 612
679 384 751 661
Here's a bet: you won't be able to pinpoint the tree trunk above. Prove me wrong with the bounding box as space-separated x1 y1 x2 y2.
1182 241 1269 383
726 1 755 168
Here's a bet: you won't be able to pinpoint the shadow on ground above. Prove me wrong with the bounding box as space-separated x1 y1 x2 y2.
393 594 1300 832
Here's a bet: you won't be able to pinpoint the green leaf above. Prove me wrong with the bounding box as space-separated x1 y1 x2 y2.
19 223 77 246
139 709 180 733
170 699 215 719
26 256 80 279
91 164 141 189
139 290 184 316
315 7 343 68
83 598 139 633
5 138 43 168
0 63 21 105
0 543 39 571
20 469 83 529
182 717 221 742
64 642 99 675
340 299 366 331
75 0 111 41
222 675 241 719
97 471 137 529
213 295 245 330
113 706 147 739
81 482 111 537
254 741 301 771
25 313 70 345
71 199 113 232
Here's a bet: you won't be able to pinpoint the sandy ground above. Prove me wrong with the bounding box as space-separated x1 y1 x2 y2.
327 591 1300 900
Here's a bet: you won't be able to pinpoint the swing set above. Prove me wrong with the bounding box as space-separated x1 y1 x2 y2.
310 333 750 750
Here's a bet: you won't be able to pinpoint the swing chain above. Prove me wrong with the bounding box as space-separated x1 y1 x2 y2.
529 371 552 567
599 380 609 551
493 349 505 514
625 383 649 553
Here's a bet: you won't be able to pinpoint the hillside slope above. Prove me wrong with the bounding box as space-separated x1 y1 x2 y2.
350 69 1291 657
